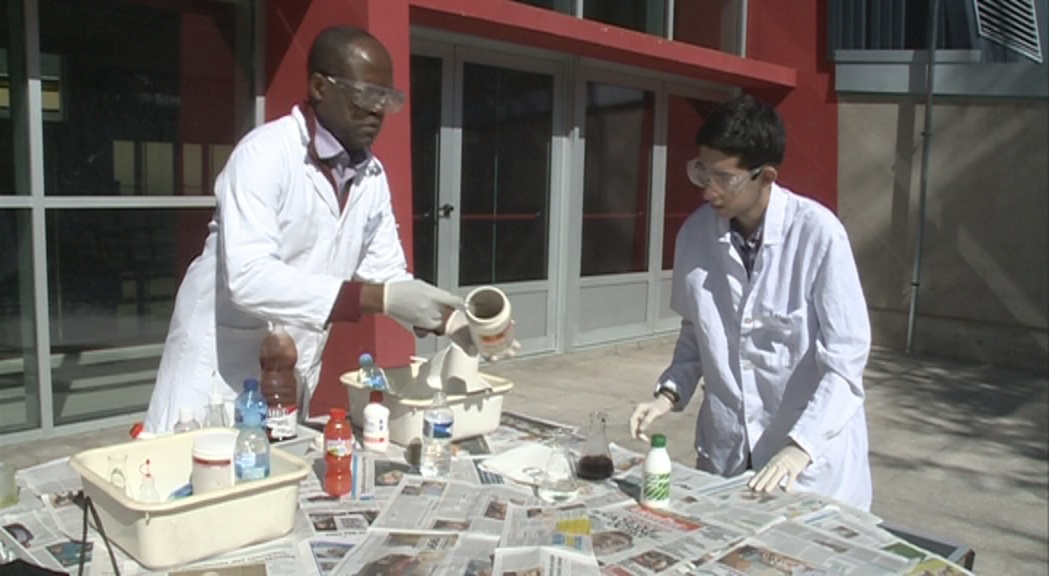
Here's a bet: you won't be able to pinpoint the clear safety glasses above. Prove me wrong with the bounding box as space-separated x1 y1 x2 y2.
324 75 405 114
686 158 763 192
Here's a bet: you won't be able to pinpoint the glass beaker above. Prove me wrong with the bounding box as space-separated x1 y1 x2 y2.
537 429 579 504
107 454 131 497
576 411 614 481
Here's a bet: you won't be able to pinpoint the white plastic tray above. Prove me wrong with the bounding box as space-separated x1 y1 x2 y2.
341 362 513 446
69 429 310 570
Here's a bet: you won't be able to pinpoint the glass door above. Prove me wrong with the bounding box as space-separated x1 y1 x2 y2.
411 41 565 357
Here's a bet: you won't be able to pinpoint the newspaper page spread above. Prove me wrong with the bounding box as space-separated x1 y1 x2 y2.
330 529 499 575
492 503 601 576
695 520 912 575
586 502 745 575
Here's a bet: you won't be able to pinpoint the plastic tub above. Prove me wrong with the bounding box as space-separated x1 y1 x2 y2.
341 361 513 446
69 429 310 570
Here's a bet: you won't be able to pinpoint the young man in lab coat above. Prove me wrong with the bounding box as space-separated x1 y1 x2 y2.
145 27 461 432
629 95 873 510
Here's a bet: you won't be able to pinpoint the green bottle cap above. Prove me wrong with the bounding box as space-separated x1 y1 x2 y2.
651 433 666 448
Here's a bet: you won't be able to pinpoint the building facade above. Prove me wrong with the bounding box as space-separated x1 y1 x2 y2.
1 0 1044 439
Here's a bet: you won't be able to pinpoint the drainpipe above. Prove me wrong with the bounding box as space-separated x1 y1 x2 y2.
906 0 939 354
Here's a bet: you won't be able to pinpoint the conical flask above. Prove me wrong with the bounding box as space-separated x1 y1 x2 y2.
537 429 579 503
576 411 614 480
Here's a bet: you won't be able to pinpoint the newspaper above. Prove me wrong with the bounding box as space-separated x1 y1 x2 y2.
330 529 498 575
586 503 745 575
492 504 601 576
695 520 911 575
370 475 539 538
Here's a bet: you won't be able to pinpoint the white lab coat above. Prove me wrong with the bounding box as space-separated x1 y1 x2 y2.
145 105 411 433
660 183 872 510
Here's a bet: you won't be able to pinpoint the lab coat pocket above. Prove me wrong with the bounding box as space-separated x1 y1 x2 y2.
750 311 805 370
214 324 268 389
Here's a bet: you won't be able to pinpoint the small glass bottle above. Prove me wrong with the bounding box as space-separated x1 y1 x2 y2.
538 429 580 503
173 408 201 433
107 454 131 498
576 411 614 481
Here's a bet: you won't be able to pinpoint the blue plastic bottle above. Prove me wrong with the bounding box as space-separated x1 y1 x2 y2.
359 353 388 390
234 378 268 429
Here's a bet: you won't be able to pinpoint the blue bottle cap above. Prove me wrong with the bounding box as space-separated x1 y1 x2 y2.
359 353 374 365
243 378 260 391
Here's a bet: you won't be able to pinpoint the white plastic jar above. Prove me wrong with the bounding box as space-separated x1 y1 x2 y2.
191 430 237 495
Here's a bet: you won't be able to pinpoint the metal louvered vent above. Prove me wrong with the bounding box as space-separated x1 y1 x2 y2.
974 0 1044 62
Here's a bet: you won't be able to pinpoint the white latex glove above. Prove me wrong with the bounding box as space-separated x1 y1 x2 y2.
445 310 521 362
383 280 463 331
747 442 812 494
629 394 674 442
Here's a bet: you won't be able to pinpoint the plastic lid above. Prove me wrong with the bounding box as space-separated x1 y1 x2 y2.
243 378 260 391
369 390 384 403
193 431 236 460
179 407 195 421
330 407 346 420
651 433 667 448
359 353 374 365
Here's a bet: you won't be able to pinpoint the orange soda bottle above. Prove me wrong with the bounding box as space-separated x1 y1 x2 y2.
323 407 353 497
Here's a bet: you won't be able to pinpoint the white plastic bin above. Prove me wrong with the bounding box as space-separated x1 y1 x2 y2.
68 429 310 570
341 362 513 446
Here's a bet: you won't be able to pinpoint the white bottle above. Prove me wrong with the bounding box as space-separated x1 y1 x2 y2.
419 391 454 478
362 390 390 453
640 433 671 509
173 408 201 433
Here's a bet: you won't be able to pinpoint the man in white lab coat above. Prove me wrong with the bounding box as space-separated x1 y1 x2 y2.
145 27 460 433
629 95 872 510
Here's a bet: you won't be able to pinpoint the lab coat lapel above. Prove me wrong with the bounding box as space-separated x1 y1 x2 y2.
294 105 341 219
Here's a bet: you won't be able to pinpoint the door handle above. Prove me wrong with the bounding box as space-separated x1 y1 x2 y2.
437 204 455 221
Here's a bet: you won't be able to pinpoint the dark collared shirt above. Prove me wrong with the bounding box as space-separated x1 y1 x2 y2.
729 219 764 279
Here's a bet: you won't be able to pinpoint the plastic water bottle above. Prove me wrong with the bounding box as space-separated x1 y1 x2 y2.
234 409 270 482
359 353 387 390
173 408 201 433
640 433 672 509
234 378 267 429
420 391 453 478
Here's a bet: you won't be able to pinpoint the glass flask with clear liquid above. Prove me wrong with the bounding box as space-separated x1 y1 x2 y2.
576 411 615 481
537 429 580 503
107 454 132 498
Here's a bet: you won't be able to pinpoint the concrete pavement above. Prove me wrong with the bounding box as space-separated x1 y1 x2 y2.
2 337 1046 574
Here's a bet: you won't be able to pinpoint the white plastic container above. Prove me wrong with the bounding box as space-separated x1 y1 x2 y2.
464 286 515 358
69 429 310 570
190 430 236 495
341 361 513 445
362 390 391 453
640 433 672 509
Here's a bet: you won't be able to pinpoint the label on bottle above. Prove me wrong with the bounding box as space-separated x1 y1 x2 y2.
266 404 298 441
423 420 453 440
641 472 671 506
235 453 269 481
326 438 352 458
363 414 388 451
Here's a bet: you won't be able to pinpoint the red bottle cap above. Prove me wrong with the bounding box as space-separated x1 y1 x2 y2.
329 407 346 421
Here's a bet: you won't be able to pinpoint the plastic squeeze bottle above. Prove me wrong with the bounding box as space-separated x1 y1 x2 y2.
640 433 671 509
362 390 390 453
323 408 354 497
259 325 298 442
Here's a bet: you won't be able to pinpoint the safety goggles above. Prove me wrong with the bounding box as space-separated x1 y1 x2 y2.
323 75 405 114
686 158 762 191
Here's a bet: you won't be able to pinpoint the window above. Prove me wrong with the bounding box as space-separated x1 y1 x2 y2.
581 82 654 276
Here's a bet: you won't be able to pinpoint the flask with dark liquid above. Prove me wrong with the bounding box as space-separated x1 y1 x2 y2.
576 411 615 481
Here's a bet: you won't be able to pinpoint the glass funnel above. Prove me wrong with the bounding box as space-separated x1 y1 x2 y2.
576 411 614 481
537 429 579 503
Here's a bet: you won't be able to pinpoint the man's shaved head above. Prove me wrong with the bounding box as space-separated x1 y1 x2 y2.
308 26 375 77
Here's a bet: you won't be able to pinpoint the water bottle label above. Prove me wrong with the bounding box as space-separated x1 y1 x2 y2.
326 439 352 458
642 472 671 503
423 420 453 440
266 405 298 440
235 453 269 480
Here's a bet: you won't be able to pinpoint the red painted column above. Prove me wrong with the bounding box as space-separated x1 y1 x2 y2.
266 0 416 417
